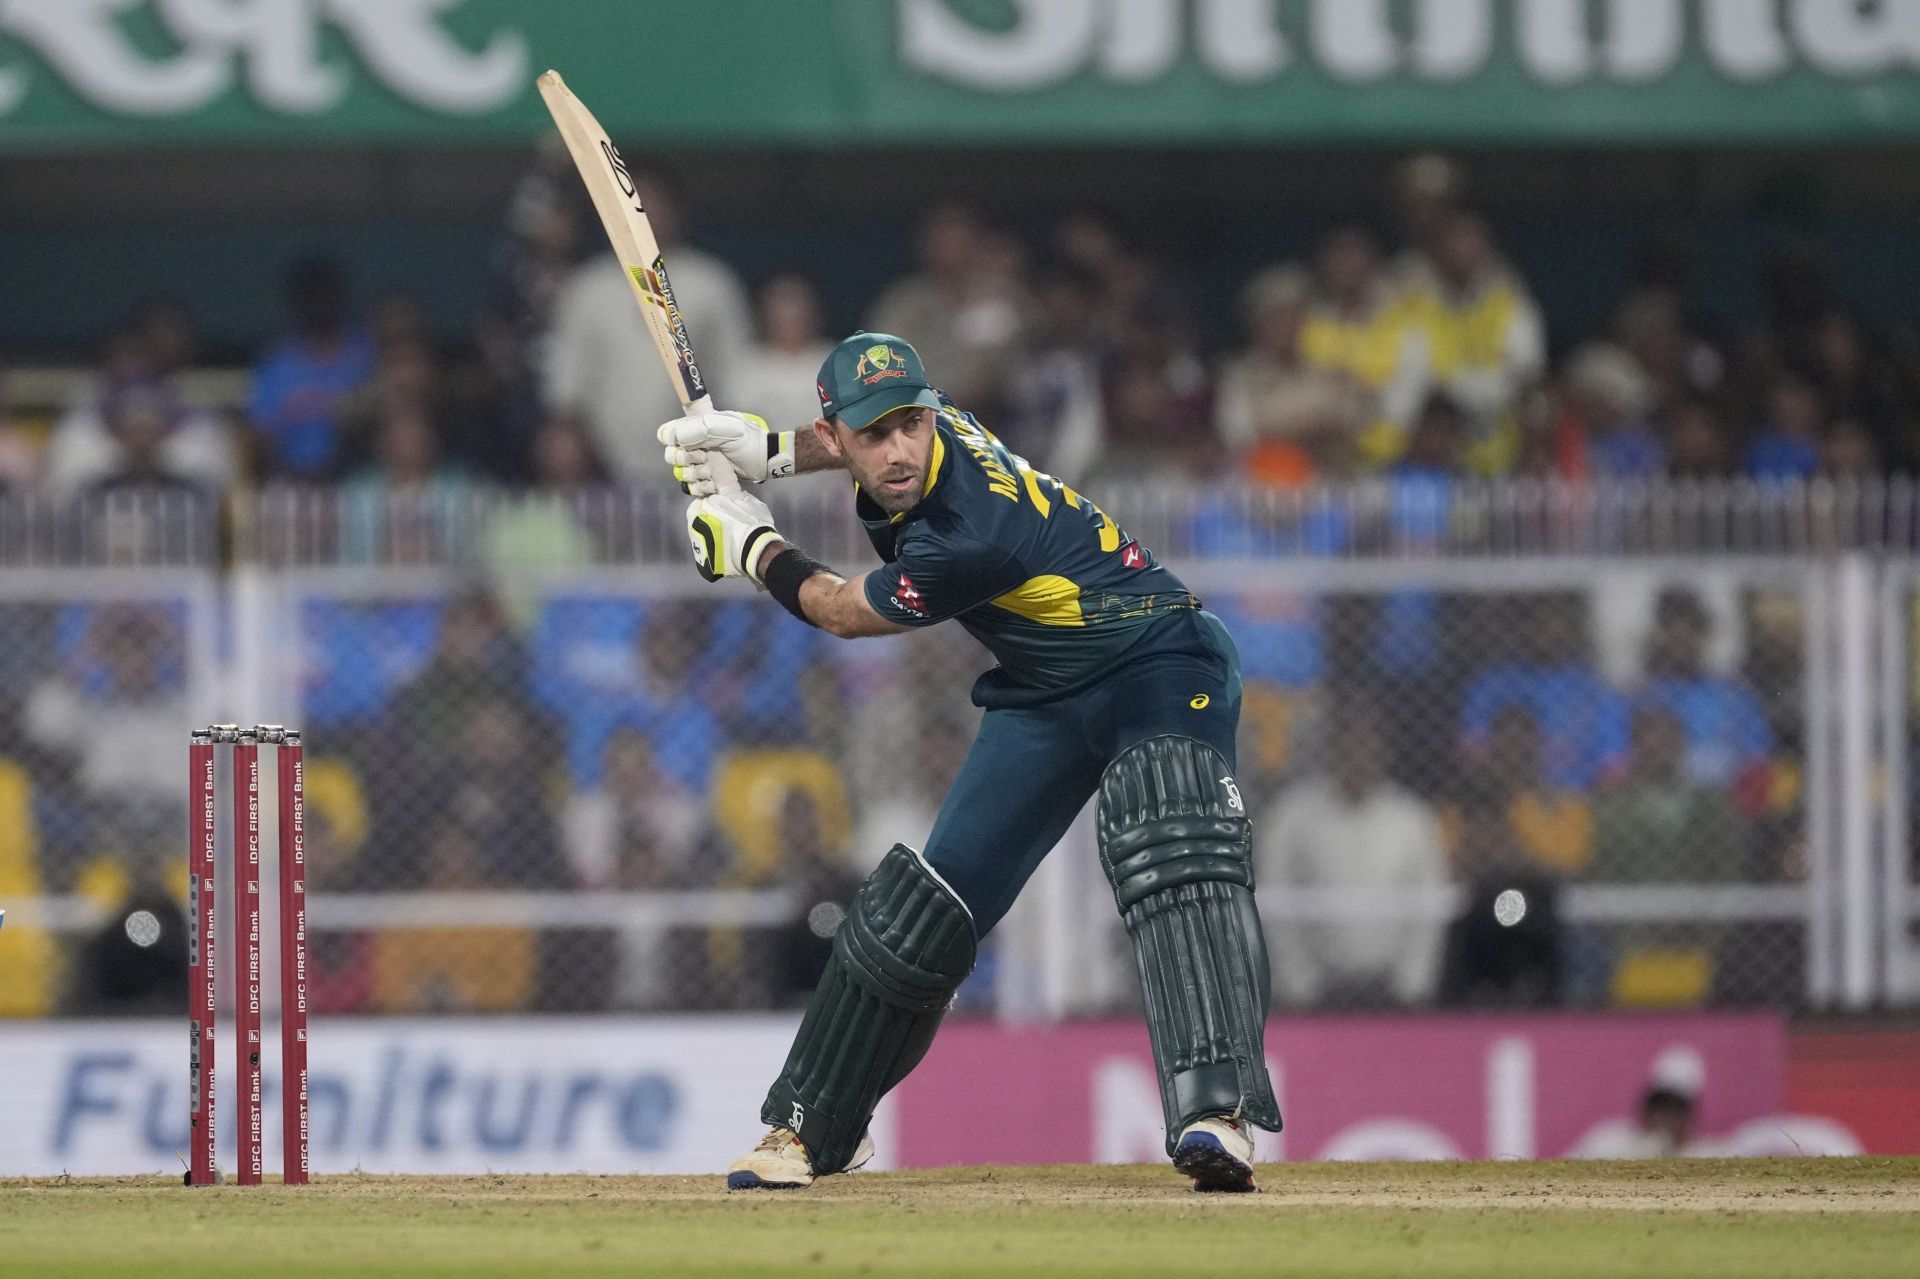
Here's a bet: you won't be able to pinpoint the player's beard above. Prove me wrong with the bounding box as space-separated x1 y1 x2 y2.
853 459 923 516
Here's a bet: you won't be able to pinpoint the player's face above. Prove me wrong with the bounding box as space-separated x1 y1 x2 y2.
817 406 937 515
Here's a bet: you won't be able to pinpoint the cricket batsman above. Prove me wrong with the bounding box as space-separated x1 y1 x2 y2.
659 333 1282 1192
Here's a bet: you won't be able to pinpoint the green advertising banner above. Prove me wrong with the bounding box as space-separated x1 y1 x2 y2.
2 0 1919 148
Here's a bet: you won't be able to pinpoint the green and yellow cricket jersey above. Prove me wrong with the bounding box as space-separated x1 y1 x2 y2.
859 401 1211 708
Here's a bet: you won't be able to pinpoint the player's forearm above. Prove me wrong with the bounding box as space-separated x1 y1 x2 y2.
756 539 903 638
790 430 842 475
798 573 898 637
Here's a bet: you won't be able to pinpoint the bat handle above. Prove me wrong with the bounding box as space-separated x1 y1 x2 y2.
682 394 742 495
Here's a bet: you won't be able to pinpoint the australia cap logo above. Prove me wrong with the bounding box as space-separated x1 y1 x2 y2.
855 343 908 385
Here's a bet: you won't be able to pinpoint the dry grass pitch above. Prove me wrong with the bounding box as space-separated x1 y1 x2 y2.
3 1158 1916 1278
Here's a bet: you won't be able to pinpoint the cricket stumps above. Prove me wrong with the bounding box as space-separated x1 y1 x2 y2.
186 724 312 1187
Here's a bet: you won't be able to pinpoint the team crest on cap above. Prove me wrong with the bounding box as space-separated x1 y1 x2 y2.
855 344 908 385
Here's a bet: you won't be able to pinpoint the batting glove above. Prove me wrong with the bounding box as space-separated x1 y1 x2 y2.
659 410 795 496
686 490 781 585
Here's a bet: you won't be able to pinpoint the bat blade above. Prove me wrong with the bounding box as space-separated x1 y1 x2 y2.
537 69 715 423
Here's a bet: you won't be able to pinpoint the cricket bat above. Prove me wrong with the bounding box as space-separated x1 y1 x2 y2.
536 69 736 492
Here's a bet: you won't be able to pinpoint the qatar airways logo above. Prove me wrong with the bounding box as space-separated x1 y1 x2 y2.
902 0 1920 91
0 0 526 118
893 573 928 617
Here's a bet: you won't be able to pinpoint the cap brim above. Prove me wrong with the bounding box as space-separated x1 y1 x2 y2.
840 385 940 429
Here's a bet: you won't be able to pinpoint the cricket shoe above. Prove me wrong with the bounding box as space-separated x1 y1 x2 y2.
726 1126 875 1190
1172 1113 1258 1193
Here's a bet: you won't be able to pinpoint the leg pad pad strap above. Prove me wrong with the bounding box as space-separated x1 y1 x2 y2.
760 844 975 1173
1099 735 1282 1153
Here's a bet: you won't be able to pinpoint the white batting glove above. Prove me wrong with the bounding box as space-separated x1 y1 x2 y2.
659 410 796 496
686 490 781 585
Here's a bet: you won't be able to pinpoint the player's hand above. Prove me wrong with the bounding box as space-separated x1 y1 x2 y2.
659 410 795 495
686 490 781 585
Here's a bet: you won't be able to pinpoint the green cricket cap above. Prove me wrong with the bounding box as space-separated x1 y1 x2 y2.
816 332 941 429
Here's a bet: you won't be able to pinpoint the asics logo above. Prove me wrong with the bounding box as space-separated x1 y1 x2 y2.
1189 694 1210 709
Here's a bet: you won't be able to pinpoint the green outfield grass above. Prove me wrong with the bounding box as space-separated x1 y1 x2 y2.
2 1159 1915 1278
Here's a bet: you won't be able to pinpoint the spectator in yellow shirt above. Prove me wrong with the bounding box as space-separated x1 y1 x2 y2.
1447 706 1594 877
1300 226 1432 466
1214 265 1368 481
1398 212 1546 475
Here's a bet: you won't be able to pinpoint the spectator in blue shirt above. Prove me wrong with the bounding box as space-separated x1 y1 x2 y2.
1634 587 1774 815
247 255 377 478
1460 594 1626 792
546 600 730 794
1388 394 1464 533
1371 395 1464 681
616 602 727 793
1184 483 1350 691
1566 344 1663 480
1743 373 1823 482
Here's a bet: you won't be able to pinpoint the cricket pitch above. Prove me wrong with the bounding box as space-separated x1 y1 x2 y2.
3 1158 1916 1278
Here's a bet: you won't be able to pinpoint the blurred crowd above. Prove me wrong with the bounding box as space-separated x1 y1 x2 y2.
0 148 1869 1020
1 584 991 1019
3 153 1918 509
6 571 1809 1019
1245 584 1804 1014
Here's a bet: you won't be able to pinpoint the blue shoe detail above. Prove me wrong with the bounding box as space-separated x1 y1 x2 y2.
1173 1132 1257 1194
727 1169 806 1191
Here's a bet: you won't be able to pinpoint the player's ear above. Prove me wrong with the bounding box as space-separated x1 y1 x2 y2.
812 416 845 459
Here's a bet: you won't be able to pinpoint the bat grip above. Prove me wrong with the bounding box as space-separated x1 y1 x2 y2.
682 394 742 495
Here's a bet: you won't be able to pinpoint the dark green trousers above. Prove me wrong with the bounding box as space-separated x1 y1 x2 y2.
922 612 1243 935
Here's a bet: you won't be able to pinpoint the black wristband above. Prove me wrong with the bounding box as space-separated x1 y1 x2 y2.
740 525 778 582
764 547 834 626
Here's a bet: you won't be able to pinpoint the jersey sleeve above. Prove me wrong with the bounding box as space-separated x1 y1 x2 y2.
864 530 1020 628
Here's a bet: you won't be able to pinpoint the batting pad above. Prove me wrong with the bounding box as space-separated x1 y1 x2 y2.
760 844 976 1174
1098 735 1283 1152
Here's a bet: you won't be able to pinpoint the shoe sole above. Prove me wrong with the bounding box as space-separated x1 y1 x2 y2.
726 1170 810 1191
1172 1133 1258 1194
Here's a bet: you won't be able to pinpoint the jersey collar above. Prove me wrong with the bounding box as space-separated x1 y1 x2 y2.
919 428 948 503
